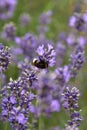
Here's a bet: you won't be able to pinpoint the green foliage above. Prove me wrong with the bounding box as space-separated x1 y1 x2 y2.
0 0 86 130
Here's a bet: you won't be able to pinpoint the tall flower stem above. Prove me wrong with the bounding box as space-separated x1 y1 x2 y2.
5 121 7 130
39 116 44 130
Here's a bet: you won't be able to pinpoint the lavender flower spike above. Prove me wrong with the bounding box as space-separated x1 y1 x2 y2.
39 10 53 25
1 76 36 130
0 43 11 72
19 13 31 27
62 86 80 110
69 14 84 31
70 45 85 77
62 86 83 130
0 0 17 20
1 22 16 41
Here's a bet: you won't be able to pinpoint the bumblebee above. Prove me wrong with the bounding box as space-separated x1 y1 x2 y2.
32 56 48 69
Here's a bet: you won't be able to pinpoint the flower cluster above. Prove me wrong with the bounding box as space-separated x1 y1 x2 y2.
19 13 31 27
70 45 85 77
21 67 38 87
0 0 17 20
16 33 38 59
1 22 16 41
62 86 83 129
62 86 80 110
39 10 52 25
37 10 53 40
0 1 86 130
0 43 11 72
1 77 36 130
69 12 87 31
55 65 70 86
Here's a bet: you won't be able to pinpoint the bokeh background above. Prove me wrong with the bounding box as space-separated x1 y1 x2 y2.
0 0 87 130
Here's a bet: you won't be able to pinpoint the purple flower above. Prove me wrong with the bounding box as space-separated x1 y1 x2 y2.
69 14 84 31
69 110 83 126
10 47 23 63
0 44 11 72
58 32 66 41
19 13 31 26
37 25 49 34
17 113 27 125
69 16 77 28
14 36 21 45
17 33 38 58
0 0 17 20
62 86 80 110
18 59 38 87
2 109 8 117
66 33 76 46
9 107 28 130
69 45 85 77
62 86 82 130
77 36 86 47
29 104 35 113
10 96 16 104
18 58 31 71
50 100 60 112
21 69 37 86
37 10 52 39
1 96 16 120
39 10 53 25
69 12 87 32
55 65 70 86
1 22 16 41
36 44 44 55
83 12 87 22
1 76 36 130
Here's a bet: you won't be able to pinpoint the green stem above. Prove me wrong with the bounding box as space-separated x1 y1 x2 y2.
39 116 43 130
5 121 7 130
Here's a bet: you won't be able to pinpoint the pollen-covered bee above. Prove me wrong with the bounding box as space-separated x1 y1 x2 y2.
32 56 48 69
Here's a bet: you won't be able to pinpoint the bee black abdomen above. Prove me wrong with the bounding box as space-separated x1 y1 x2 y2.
37 61 48 69
33 58 48 69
